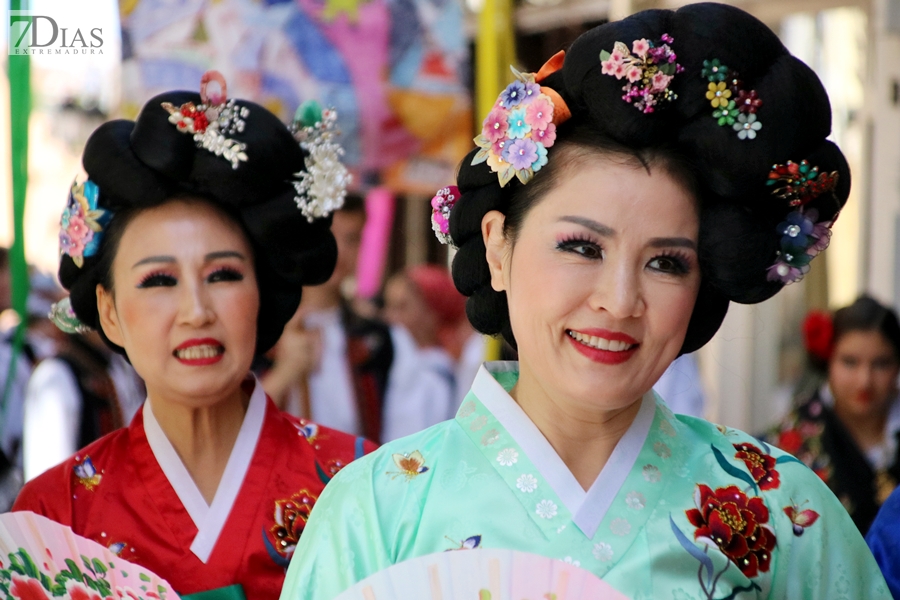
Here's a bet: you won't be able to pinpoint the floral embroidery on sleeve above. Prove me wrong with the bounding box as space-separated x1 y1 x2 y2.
733 443 780 490
264 489 318 568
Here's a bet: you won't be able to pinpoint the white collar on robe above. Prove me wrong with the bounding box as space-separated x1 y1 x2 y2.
143 375 267 563
471 361 656 539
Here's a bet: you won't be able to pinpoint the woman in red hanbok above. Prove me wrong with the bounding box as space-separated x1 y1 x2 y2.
13 72 369 599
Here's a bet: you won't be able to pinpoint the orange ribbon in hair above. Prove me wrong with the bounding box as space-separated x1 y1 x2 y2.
534 50 571 126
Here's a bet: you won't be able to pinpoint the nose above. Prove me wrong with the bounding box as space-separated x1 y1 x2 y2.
178 278 215 328
588 259 645 319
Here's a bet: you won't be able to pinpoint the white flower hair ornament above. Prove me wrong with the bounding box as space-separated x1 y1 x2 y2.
290 100 352 222
161 70 249 170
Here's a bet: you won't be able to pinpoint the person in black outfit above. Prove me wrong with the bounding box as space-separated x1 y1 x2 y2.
764 296 900 534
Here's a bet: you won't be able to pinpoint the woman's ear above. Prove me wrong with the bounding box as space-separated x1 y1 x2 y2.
482 210 509 293
96 284 124 347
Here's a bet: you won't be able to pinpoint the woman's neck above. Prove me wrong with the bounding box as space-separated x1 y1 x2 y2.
833 401 889 453
511 363 643 490
148 385 250 505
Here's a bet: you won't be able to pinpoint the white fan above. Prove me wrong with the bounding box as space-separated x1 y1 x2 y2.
335 548 629 600
0 510 180 599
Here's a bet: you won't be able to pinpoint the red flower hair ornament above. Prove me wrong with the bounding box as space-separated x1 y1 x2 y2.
803 310 833 363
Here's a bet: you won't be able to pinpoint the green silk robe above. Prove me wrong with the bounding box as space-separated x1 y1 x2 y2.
281 362 890 600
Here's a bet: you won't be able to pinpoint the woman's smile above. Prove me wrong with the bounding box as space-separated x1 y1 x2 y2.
566 328 639 364
173 337 226 366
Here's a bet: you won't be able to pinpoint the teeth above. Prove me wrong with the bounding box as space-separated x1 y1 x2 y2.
175 344 223 360
568 330 634 352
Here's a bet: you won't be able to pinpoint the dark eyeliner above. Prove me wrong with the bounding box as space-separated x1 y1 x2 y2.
137 272 176 288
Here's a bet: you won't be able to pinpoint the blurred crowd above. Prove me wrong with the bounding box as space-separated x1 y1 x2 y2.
4 194 900 555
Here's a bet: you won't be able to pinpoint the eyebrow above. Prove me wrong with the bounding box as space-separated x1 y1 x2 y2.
559 216 697 251
559 216 615 236
131 250 247 269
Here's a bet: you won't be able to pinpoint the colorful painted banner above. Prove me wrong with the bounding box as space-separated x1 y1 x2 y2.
118 0 470 192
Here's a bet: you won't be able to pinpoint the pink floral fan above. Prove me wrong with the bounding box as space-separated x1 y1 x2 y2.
0 511 179 600
334 548 628 600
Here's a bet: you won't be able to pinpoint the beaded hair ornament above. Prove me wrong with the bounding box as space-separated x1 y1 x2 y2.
432 43 841 287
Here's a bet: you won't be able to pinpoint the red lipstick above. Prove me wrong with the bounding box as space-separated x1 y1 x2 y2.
566 328 639 365
173 338 224 366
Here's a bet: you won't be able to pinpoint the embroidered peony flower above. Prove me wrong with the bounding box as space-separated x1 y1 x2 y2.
9 575 50 600
701 59 729 82
525 97 553 130
593 542 614 561
686 484 777 578
516 473 538 493
626 65 643 83
734 113 762 140
736 89 763 114
497 448 519 466
506 108 529 139
536 499 558 519
500 81 527 108
632 38 650 57
706 82 732 108
270 489 317 556
503 138 538 171
483 108 510 143
712 100 739 126
533 123 556 147
733 443 781 491
531 144 549 172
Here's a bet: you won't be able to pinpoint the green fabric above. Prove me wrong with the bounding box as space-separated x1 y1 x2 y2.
2 0 31 423
182 584 247 600
281 365 891 600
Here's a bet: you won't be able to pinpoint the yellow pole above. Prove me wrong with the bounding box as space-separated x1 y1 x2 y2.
475 0 515 360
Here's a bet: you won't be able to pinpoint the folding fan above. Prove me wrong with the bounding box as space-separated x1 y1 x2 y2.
0 510 180 599
334 548 629 600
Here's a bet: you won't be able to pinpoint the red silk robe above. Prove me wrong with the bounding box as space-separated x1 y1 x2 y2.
13 379 375 599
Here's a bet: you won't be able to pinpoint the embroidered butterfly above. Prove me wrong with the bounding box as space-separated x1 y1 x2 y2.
444 534 482 551
108 542 126 555
387 450 429 481
296 421 319 443
783 500 820 536
74 456 102 491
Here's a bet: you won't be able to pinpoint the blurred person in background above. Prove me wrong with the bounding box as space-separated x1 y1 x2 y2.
763 296 900 534
262 197 455 443
261 195 394 441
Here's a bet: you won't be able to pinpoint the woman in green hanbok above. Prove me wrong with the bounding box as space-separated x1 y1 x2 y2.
280 4 891 599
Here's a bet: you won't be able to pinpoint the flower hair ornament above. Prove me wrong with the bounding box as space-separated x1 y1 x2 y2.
600 34 683 114
290 100 352 222
162 70 249 170
802 309 834 363
765 158 841 284
701 59 764 140
59 179 111 268
471 51 571 188
430 186 460 245
49 296 91 334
